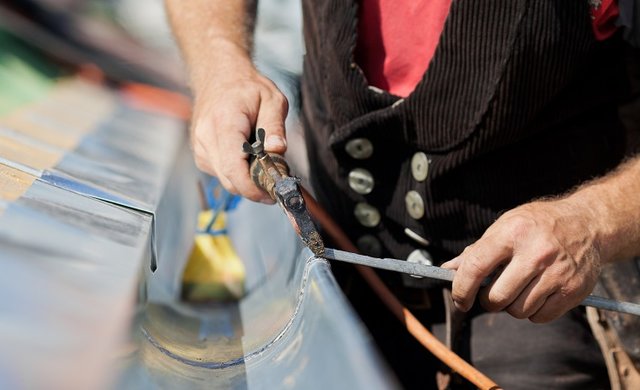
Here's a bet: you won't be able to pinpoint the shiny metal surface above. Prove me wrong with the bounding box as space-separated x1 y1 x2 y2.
324 248 455 283
120 243 394 389
118 200 395 389
42 106 186 212
0 180 153 390
0 84 193 388
0 88 395 390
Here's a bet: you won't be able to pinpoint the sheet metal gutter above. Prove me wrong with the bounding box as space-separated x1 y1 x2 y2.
0 77 395 389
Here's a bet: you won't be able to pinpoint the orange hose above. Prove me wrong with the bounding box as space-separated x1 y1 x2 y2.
301 187 501 390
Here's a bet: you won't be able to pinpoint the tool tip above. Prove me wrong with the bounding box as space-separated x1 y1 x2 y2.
310 242 325 258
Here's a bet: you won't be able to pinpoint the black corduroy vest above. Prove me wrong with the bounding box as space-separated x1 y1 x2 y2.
301 0 629 262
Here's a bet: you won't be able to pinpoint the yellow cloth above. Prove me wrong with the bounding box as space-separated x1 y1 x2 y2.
181 210 246 301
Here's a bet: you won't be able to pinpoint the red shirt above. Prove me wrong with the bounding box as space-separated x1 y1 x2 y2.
590 0 620 40
355 0 452 97
355 1 620 98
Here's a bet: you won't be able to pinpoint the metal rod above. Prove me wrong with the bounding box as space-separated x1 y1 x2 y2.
323 248 640 317
581 295 640 317
324 248 455 282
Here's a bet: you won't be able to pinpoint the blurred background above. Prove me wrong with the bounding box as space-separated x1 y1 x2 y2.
1 0 304 100
1 0 310 173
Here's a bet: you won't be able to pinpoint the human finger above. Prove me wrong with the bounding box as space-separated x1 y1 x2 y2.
451 235 512 312
216 172 238 195
528 292 573 323
192 136 216 176
441 256 462 270
215 125 273 203
527 270 592 323
478 254 540 312
504 275 555 319
255 88 288 154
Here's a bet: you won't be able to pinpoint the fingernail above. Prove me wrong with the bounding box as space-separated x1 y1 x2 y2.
264 135 287 150
260 198 275 205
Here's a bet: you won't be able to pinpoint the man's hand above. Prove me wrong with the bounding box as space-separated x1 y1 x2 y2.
191 61 288 204
166 0 288 203
442 199 603 323
442 156 640 323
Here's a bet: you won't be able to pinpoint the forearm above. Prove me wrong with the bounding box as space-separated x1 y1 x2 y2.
165 0 288 203
165 0 257 95
568 155 640 263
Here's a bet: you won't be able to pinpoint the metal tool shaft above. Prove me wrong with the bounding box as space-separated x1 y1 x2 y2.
325 248 455 282
243 128 325 256
323 248 640 317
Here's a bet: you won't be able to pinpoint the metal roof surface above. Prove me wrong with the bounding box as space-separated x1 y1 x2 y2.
0 77 395 389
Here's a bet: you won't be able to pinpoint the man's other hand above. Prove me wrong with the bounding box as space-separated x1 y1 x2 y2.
442 199 603 323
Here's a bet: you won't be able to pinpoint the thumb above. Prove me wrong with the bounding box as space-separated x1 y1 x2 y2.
256 93 288 154
264 131 287 154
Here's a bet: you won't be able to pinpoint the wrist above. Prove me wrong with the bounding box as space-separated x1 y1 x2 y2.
188 38 256 95
565 184 624 264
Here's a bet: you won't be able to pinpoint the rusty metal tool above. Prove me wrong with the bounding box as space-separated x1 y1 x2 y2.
323 248 640 317
242 132 640 317
243 128 325 256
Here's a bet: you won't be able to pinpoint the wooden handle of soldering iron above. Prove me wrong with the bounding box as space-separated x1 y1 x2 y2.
249 153 290 201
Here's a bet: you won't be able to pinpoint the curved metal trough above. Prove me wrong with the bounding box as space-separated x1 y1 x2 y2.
0 75 394 388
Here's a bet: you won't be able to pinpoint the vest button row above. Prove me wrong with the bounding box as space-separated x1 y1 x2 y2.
345 139 377 228
345 142 429 227
406 152 429 221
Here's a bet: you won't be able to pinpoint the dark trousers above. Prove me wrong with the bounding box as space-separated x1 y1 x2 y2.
332 263 610 390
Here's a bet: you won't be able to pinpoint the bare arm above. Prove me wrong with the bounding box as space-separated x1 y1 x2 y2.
443 156 640 322
581 157 640 262
166 0 288 203
166 0 256 89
